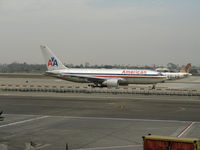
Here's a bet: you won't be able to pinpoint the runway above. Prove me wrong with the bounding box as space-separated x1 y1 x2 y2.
0 95 200 150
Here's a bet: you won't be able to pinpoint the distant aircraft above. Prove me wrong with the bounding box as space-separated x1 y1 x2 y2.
156 63 192 80
40 45 167 87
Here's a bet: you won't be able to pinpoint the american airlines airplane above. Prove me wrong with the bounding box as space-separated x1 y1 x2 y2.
40 45 167 87
156 64 192 80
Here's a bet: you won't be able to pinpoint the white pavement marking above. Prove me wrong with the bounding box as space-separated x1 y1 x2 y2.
0 116 49 128
0 94 12 96
72 144 142 150
50 115 200 124
4 114 200 124
177 122 195 137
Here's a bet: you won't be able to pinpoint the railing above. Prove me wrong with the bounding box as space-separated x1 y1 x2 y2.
0 84 199 96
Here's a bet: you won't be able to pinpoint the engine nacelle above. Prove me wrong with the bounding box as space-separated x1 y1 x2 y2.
102 79 119 87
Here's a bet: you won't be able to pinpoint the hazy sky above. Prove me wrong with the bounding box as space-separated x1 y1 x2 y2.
0 0 200 66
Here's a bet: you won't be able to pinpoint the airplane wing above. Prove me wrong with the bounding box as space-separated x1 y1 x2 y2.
62 73 125 83
46 71 124 84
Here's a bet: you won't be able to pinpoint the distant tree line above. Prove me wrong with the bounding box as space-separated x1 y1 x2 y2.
0 62 199 75
65 63 153 69
0 62 153 73
0 62 46 73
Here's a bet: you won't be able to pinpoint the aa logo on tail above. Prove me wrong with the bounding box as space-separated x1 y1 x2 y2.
48 57 58 67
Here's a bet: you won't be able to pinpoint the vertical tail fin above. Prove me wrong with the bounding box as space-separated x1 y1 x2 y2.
180 63 191 73
40 45 67 71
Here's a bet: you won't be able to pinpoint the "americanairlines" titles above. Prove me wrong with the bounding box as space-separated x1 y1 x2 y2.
122 70 147 74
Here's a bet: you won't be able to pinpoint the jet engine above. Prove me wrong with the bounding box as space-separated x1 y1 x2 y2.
102 79 119 87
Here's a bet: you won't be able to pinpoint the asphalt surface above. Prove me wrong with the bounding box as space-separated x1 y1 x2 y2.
0 95 200 121
0 95 200 150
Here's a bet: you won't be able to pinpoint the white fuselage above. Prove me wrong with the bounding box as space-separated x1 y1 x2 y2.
47 68 167 84
161 72 192 80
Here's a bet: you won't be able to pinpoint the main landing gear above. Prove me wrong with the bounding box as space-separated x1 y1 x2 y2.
88 83 106 87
